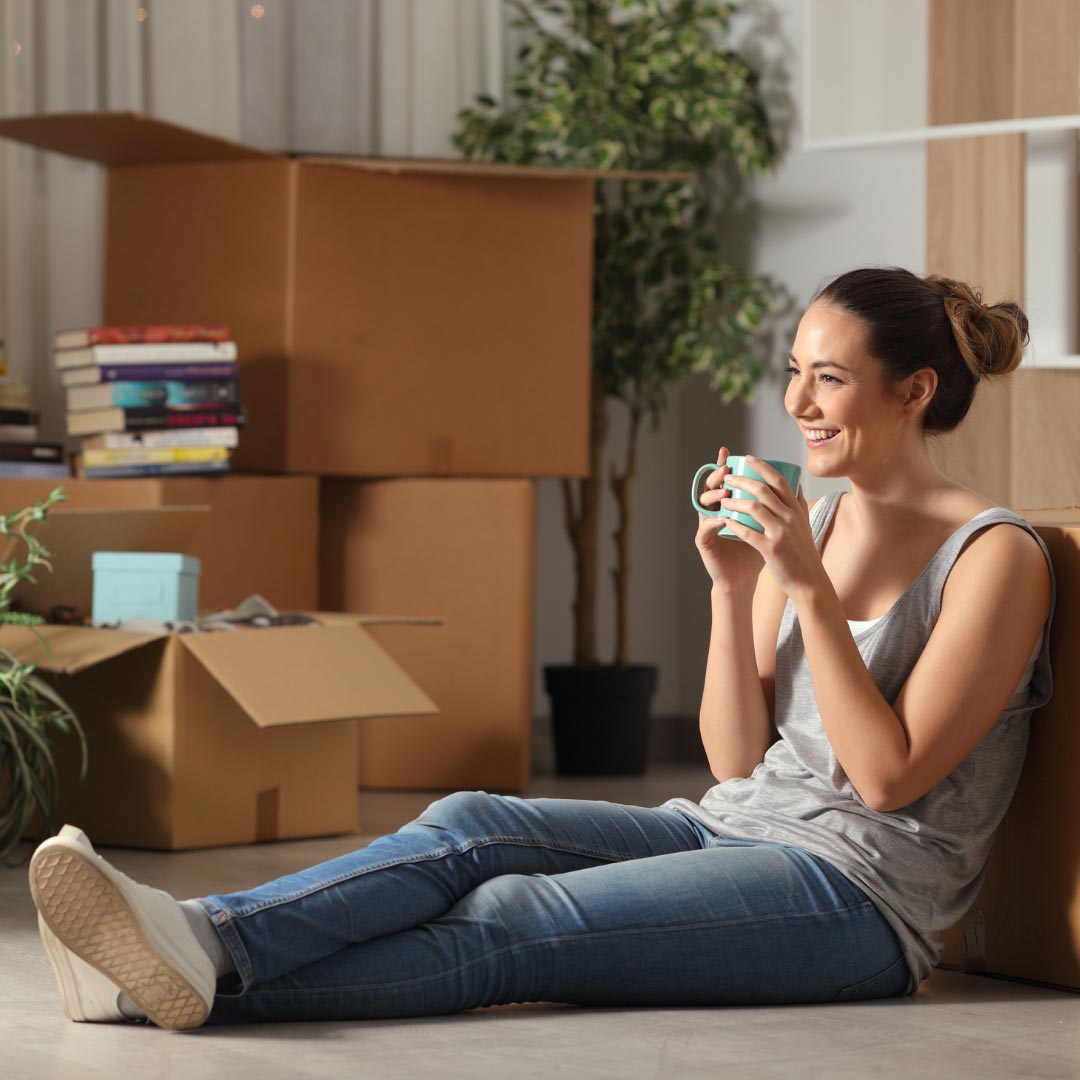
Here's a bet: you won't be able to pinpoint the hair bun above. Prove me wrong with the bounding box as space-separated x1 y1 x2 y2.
930 275 1029 380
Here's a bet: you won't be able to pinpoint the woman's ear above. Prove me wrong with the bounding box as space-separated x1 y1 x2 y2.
902 367 937 419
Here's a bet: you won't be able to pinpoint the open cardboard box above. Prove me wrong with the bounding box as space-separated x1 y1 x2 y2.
936 508 1080 991
0 112 689 478
6 507 440 850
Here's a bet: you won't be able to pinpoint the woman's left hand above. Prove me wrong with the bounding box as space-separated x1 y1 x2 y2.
720 456 827 599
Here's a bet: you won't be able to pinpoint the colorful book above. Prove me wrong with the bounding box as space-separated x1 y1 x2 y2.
67 380 239 412
0 461 70 479
82 445 229 468
54 324 230 350
0 442 64 463
80 427 240 451
60 362 238 387
67 404 247 437
55 341 237 371
82 459 231 480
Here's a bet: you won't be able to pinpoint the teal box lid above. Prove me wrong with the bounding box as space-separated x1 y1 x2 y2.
92 551 201 575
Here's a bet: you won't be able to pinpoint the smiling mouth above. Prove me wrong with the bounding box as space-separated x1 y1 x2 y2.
804 429 840 445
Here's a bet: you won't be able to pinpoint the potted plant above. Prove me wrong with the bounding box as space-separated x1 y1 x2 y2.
0 487 87 863
454 0 782 773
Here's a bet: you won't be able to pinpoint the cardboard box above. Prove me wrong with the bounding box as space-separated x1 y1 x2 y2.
10 613 439 850
0 113 686 478
320 478 534 792
0 475 318 614
936 510 1080 991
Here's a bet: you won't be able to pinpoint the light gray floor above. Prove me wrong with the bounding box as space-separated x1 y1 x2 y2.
4 763 1079 1080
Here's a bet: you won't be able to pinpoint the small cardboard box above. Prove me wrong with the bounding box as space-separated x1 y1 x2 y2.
320 477 534 792
936 509 1080 991
0 112 687 478
10 613 439 850
0 475 318 614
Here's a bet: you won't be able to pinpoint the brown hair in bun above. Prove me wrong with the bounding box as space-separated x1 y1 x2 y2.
812 266 1030 435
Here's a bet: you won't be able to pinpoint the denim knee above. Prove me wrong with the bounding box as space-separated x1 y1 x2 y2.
413 790 504 842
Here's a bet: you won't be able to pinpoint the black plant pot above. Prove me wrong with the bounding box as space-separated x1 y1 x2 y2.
543 664 659 775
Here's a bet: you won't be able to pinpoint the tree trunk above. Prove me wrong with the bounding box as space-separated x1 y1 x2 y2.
561 367 607 668
610 405 641 667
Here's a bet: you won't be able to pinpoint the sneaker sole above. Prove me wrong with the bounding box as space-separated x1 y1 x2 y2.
29 844 208 1031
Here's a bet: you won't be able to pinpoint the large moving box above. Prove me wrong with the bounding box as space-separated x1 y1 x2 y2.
320 478 534 792
0 476 318 613
12 613 439 850
936 510 1080 991
0 112 682 478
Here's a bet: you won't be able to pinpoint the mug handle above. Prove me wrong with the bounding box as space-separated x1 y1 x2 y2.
692 463 725 517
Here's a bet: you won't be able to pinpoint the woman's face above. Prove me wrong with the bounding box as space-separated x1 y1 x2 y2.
784 301 910 477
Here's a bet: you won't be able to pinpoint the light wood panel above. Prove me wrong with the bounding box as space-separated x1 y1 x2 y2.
925 135 1025 505
1015 0 1080 117
929 0 1017 125
1013 371 1080 508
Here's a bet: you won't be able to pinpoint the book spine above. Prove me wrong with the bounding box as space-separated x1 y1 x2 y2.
163 380 238 406
83 459 231 479
63 342 238 365
122 406 247 430
0 442 64 463
57 324 230 347
65 363 238 385
82 445 228 468
72 382 168 409
0 461 71 478
83 427 240 450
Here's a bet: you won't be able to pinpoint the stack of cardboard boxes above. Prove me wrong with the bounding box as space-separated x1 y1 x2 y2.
0 111 668 842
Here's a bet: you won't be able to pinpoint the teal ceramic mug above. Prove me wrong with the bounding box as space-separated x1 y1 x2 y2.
691 456 802 540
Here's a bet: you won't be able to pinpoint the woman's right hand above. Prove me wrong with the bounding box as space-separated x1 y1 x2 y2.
695 446 765 591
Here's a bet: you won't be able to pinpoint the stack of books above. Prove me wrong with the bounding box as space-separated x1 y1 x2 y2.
0 374 70 479
58 324 245 479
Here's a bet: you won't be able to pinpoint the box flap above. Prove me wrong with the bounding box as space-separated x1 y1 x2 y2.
5 505 211 620
301 154 695 182
0 111 273 166
0 624 165 674
178 623 438 728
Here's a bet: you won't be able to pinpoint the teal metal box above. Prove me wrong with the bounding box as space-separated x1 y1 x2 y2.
92 551 201 623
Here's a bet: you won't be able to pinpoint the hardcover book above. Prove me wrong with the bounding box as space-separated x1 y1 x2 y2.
82 458 231 479
54 324 230 349
60 362 238 387
80 427 240 451
67 380 239 411
55 341 237 371
82 445 229 468
67 405 247 437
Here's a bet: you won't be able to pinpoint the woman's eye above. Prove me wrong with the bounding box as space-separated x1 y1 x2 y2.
784 365 839 385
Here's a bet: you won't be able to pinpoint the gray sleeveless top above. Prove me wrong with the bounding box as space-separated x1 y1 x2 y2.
662 490 1056 996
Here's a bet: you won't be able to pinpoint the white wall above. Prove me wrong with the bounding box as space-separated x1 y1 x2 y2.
530 0 928 724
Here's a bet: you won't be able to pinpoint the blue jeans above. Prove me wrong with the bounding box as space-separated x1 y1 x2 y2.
196 791 910 1024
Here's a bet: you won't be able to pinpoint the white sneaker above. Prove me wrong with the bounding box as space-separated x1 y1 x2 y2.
29 825 215 1031
37 913 130 1022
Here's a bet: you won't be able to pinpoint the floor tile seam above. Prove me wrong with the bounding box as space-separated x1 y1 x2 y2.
233 900 878 998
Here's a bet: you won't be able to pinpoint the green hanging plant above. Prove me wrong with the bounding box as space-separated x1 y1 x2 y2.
0 487 87 865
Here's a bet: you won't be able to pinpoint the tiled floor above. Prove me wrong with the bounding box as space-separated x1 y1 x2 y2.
4 762 1079 1079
